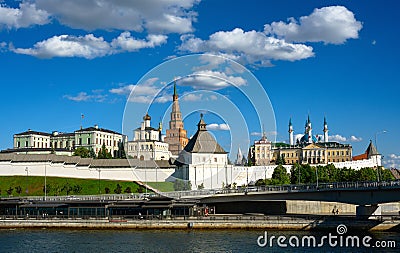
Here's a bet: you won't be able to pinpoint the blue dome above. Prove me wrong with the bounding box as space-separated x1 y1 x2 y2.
300 134 318 143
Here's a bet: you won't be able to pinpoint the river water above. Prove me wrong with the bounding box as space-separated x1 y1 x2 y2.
0 229 399 252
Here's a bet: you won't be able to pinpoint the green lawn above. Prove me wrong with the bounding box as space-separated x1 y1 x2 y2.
0 176 146 197
147 182 174 192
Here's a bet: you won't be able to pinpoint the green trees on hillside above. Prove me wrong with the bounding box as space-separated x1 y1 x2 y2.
254 163 396 186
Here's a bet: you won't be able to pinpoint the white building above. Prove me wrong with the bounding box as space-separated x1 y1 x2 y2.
177 114 229 189
127 113 171 160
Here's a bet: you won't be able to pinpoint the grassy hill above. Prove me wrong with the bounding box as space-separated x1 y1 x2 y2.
0 176 147 197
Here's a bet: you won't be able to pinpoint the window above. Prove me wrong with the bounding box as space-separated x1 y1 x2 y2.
25 141 28 147
17 141 20 148
79 138 82 145
87 138 91 145
214 158 217 162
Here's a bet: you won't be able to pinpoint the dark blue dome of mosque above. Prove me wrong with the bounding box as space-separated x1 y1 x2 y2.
299 133 319 144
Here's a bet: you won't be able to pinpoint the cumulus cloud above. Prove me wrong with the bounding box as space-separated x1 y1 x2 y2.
264 6 362 44
111 32 167 52
329 134 347 142
0 2 50 29
110 78 170 104
12 32 167 59
350 135 362 142
63 91 107 102
35 0 199 33
179 29 314 66
207 123 230 131
179 70 247 90
178 6 362 66
383 154 400 169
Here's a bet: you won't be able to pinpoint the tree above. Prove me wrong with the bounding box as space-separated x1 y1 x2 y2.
62 183 73 195
89 148 96 158
275 154 286 165
43 184 51 194
197 183 204 190
174 179 191 191
98 143 112 159
72 184 82 194
114 184 122 194
380 168 395 181
124 187 132 193
15 186 22 195
357 167 377 181
73 147 91 158
116 141 127 159
104 187 110 194
6 187 13 196
270 165 290 185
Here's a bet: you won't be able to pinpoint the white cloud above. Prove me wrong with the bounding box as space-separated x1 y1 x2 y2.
350 135 362 142
0 2 50 29
180 70 247 90
207 123 230 131
35 0 199 33
383 153 400 169
63 91 106 102
329 134 347 142
12 34 111 59
12 32 167 59
264 6 362 44
182 93 203 102
110 78 170 104
111 32 167 52
251 132 262 136
179 28 314 66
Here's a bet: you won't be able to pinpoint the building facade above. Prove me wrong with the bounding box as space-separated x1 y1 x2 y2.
11 125 124 157
126 113 171 160
249 116 352 165
164 80 189 156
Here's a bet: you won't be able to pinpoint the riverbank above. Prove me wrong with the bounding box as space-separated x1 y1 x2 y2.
1 216 400 231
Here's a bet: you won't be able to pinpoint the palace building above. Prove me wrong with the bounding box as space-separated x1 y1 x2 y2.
249 116 352 165
9 125 124 157
126 113 171 160
164 80 189 156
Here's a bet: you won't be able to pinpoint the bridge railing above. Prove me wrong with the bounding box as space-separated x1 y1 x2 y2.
160 180 400 199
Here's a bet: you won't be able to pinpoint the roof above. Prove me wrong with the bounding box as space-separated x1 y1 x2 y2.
75 126 121 135
353 153 368 161
183 116 226 154
14 130 51 137
366 140 379 156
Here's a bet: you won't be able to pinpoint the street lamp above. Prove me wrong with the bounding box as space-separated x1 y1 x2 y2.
44 161 47 201
25 167 29 194
375 130 387 182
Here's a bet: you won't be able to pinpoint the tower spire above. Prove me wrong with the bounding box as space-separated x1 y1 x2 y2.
173 78 178 101
323 116 329 142
288 117 294 145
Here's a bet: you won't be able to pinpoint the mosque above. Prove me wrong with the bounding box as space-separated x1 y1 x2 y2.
250 116 353 165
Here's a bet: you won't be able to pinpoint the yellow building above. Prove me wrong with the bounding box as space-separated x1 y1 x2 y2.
250 116 352 165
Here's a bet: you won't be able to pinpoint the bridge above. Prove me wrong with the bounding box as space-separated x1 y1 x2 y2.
163 180 400 205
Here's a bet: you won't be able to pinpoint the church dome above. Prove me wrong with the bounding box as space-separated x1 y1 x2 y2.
143 113 151 121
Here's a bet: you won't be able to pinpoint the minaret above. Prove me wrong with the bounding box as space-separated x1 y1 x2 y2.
323 117 329 142
307 115 312 143
164 79 189 155
288 118 294 145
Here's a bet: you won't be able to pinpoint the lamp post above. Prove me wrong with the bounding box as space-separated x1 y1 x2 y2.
375 130 387 182
44 161 47 201
25 167 29 194
98 169 101 194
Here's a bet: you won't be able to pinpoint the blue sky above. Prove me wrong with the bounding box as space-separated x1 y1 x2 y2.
0 0 399 167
